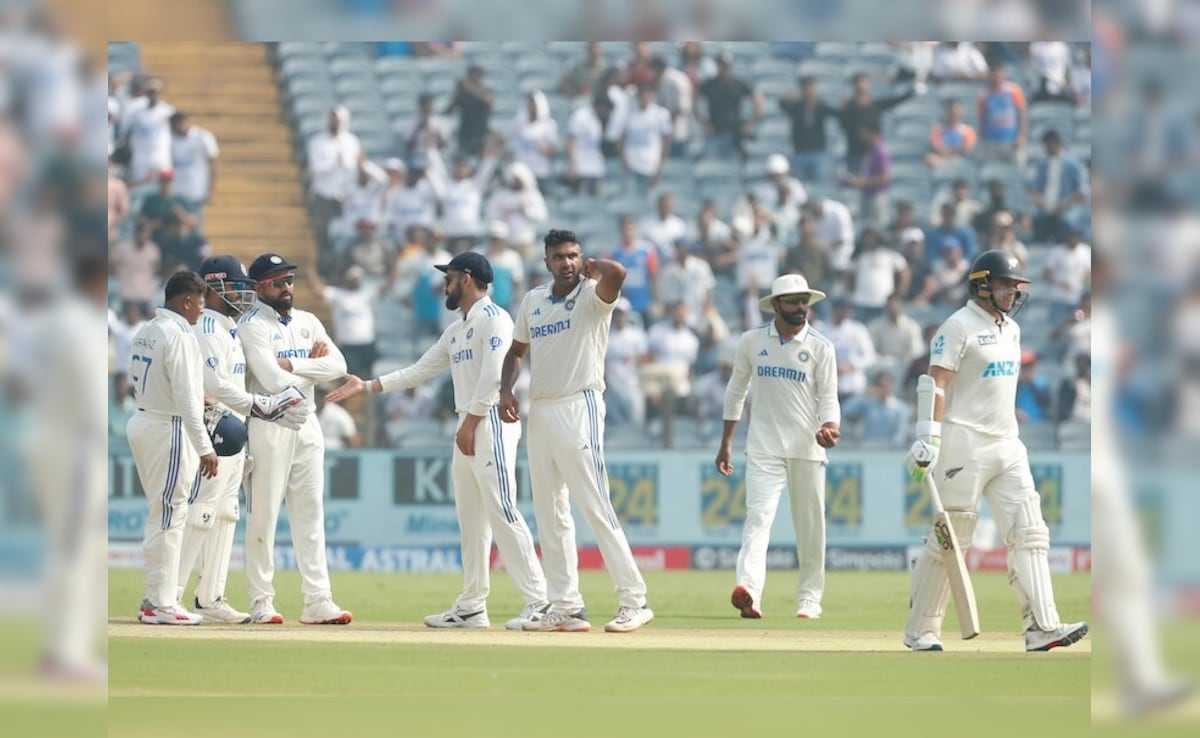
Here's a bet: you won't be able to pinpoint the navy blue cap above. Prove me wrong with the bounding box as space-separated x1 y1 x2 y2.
248 253 298 282
200 255 251 284
435 251 493 284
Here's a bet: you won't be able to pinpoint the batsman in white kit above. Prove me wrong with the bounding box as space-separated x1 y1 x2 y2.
127 272 219 625
499 229 654 633
716 274 841 620
174 255 309 624
903 250 1088 652
239 253 352 625
326 252 550 630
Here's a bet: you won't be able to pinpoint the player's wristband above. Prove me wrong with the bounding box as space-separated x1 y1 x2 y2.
915 421 941 439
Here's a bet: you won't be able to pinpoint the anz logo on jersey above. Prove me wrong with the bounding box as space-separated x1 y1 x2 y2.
981 360 1017 378
451 348 474 364
530 318 571 339
276 348 309 359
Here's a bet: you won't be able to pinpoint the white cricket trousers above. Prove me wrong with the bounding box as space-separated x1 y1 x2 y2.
527 390 648 612
452 407 547 612
907 423 1063 639
245 415 333 607
178 451 244 607
736 454 827 608
127 411 199 608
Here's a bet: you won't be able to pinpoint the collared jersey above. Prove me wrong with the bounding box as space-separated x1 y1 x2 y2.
723 321 840 460
379 296 512 416
930 300 1022 439
196 307 251 420
514 278 615 401
238 300 347 416
128 308 214 456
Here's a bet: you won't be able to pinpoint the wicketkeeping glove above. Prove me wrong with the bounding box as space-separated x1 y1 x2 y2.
905 438 941 482
250 385 306 426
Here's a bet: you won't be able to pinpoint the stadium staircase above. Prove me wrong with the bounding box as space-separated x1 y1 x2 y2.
137 42 328 325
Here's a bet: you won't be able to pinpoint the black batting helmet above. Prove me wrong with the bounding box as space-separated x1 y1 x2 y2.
967 249 1030 316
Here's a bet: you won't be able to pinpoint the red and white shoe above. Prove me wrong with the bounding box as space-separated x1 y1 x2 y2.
138 599 156 624
731 585 762 619
300 598 352 625
150 604 203 626
250 598 284 624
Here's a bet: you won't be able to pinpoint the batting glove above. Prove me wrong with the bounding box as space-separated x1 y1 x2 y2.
905 438 941 482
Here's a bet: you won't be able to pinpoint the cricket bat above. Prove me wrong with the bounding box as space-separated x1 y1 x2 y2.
926 474 980 640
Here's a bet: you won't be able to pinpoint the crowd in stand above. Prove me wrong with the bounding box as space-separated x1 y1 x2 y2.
107 41 1093 450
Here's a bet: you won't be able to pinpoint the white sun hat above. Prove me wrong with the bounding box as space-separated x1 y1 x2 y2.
758 273 827 311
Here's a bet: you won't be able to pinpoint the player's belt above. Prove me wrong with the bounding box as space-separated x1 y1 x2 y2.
137 408 181 421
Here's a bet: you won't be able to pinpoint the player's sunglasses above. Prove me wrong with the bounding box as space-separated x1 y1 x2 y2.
776 295 809 306
258 275 294 288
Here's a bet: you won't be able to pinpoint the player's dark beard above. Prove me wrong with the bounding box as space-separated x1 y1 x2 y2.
260 292 292 314
445 283 462 311
780 307 807 326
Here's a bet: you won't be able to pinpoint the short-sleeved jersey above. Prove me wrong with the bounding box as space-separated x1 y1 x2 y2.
196 307 251 420
930 300 1021 439
128 307 214 455
723 322 841 460
380 296 513 416
238 301 347 416
513 278 615 401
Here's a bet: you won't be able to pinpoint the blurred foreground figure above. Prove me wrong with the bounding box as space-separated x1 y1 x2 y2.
1091 250 1193 715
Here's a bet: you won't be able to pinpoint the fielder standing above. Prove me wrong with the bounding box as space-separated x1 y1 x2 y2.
903 250 1088 651
128 271 218 625
175 255 308 623
327 252 550 630
717 274 841 620
239 254 352 625
499 229 654 633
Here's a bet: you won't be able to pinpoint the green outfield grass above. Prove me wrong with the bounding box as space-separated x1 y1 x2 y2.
107 568 1097 738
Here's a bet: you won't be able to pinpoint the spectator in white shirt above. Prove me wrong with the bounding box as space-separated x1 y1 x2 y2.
402 93 451 168
867 293 925 376
1029 41 1073 102
1042 227 1092 326
307 105 361 254
929 178 984 229
606 301 649 426
484 162 547 258
168 112 218 217
930 42 989 81
380 157 439 247
307 264 381 378
644 302 701 421
506 90 559 184
847 228 910 322
121 77 174 188
338 158 388 246
638 192 689 261
423 142 500 247
820 298 877 402
657 238 716 327
316 388 359 450
564 91 611 196
917 238 970 305
736 207 784 326
615 84 672 193
989 210 1029 268
649 56 693 158
691 199 737 277
750 153 807 243
805 196 855 284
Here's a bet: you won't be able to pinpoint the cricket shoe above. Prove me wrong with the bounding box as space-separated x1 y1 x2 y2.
523 608 591 632
149 604 203 626
903 632 944 651
137 598 156 624
795 599 823 619
505 602 550 631
1025 621 1088 652
194 598 251 624
249 597 284 625
424 606 490 629
300 598 353 625
605 605 655 633
730 585 762 619
1124 680 1196 716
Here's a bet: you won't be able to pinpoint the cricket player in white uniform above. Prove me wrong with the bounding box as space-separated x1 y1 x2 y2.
327 252 550 630
128 272 218 625
239 253 352 625
175 255 308 623
717 274 841 620
499 229 655 633
904 250 1088 651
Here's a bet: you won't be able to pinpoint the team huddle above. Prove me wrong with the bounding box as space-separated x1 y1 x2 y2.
128 229 1087 649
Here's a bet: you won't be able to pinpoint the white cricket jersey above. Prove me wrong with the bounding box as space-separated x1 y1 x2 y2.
128 307 214 456
380 296 511 416
930 300 1022 439
238 301 347 416
196 308 251 420
514 279 615 401
723 322 840 460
